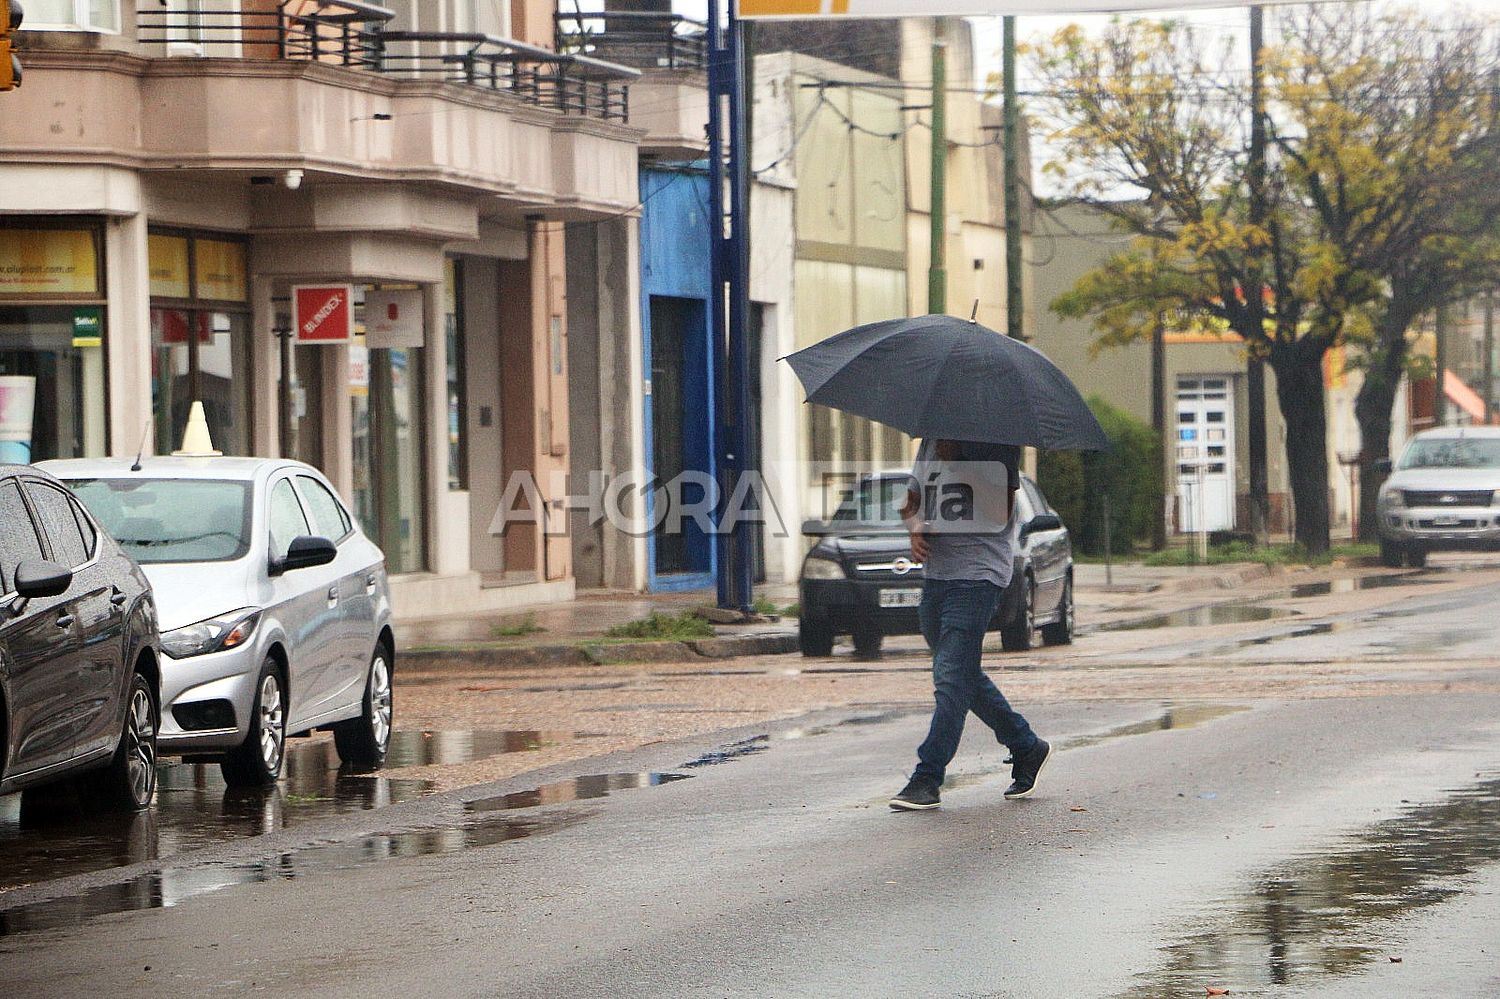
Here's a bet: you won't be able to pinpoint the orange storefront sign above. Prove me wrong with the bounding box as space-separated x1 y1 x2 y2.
0 229 99 296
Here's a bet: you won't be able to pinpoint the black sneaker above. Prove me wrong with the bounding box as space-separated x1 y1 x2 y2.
890 777 941 811
1003 738 1051 800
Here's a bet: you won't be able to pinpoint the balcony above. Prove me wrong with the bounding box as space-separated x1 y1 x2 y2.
134 2 638 122
556 10 708 161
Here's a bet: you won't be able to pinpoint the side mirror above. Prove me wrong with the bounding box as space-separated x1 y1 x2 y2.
1028 513 1064 534
1373 457 1393 476
272 536 337 575
14 560 73 600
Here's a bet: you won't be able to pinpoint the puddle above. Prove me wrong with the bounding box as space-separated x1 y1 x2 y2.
1101 605 1294 631
384 730 585 767
681 736 770 768
1117 773 1500 997
1276 574 1432 599
0 771 691 938
1060 704 1249 752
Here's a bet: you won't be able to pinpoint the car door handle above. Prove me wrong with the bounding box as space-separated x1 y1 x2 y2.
110 588 129 611
55 613 75 629
365 573 378 593
328 586 340 603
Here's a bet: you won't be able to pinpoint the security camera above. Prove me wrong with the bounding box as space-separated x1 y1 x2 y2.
284 169 304 190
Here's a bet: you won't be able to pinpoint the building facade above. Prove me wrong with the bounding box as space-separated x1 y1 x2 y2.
1 0 641 618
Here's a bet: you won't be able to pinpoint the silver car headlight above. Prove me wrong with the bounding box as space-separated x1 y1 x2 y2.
802 555 846 580
162 607 262 659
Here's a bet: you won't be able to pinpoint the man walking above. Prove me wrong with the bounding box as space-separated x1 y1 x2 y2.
889 438 1051 811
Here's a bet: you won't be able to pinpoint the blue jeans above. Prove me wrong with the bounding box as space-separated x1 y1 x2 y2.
912 577 1038 786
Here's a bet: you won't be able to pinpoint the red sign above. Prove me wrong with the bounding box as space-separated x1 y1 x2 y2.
292 284 354 344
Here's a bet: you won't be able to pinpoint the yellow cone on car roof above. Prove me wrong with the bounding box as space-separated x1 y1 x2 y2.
172 401 222 457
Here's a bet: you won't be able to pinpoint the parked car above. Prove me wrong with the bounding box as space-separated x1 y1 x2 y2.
798 470 1074 657
44 457 394 787
0 464 161 810
1376 426 1500 567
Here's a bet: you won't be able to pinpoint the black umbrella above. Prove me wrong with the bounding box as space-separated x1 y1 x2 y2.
783 314 1109 451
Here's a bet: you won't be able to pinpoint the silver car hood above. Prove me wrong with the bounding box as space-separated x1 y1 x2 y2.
1384 467 1500 492
141 560 257 632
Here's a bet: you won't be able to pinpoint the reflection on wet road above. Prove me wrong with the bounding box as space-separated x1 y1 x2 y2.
1120 773 1500 998
0 730 585 894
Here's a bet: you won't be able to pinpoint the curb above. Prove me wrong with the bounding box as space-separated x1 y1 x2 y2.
403 632 800 671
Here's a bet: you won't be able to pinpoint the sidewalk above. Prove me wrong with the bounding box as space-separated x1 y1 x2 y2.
395 562 1286 671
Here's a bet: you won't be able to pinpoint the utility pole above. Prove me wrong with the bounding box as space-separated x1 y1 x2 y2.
1003 14 1023 340
1485 289 1495 424
1246 4 1270 546
928 19 947 315
1151 314 1168 550
1435 303 1449 426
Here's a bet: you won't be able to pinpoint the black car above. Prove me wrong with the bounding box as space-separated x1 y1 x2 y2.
0 465 161 810
798 470 1074 657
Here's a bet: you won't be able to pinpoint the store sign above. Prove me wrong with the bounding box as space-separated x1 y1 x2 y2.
148 234 191 298
0 229 98 296
195 239 247 301
364 289 425 349
71 307 103 348
154 309 211 345
737 0 1314 15
293 284 354 344
349 343 370 398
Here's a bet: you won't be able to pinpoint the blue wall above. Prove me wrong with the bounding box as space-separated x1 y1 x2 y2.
639 167 716 592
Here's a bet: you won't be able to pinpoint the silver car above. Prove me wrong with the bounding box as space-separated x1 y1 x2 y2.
1376 427 1500 567
43 457 394 787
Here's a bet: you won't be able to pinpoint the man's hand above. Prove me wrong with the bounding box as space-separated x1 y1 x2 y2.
909 525 931 562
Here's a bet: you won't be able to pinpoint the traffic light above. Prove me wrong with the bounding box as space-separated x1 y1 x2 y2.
0 1 21 92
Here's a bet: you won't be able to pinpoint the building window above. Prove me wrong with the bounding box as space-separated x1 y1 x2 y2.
147 231 252 455
27 0 119 32
0 223 109 461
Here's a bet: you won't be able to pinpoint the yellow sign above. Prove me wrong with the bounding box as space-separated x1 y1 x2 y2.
0 229 99 296
148 234 191 298
194 239 248 302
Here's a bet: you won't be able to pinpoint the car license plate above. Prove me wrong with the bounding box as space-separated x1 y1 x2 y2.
880 588 922 608
1433 516 1461 527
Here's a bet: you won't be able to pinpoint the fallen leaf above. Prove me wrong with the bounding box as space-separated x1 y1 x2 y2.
1070 806 1089 812
1205 988 1230 997
1389 956 1403 963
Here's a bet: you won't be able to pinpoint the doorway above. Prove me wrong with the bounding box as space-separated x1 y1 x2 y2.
1175 375 1237 533
647 295 712 582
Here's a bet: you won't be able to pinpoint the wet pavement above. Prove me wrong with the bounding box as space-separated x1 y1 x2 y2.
8 559 1500 995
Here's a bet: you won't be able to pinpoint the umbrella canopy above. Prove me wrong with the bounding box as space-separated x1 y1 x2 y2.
783 315 1110 451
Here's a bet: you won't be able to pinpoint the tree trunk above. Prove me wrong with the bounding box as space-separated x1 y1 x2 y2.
1270 338 1331 554
1353 323 1409 542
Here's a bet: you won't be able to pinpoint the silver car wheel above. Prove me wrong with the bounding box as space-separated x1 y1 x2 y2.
258 673 285 773
126 685 157 803
370 654 392 750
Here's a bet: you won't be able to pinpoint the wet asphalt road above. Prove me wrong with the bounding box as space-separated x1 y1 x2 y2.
5 567 1500 996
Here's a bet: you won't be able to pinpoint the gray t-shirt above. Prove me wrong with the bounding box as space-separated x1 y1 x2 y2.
910 439 1020 588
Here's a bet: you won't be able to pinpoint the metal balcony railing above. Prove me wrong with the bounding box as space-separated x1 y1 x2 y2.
555 10 708 72
135 4 639 122
137 1 393 70
379 32 635 121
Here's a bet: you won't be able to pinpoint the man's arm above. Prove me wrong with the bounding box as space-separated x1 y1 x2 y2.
901 485 930 561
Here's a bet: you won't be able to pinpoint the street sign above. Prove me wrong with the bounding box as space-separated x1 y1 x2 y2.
738 0 1309 16
292 284 353 344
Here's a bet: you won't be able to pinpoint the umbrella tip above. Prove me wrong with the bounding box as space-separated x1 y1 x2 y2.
969 300 979 323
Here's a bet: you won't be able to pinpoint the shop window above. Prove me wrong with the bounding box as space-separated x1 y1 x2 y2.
445 258 468 490
0 306 108 462
148 231 251 455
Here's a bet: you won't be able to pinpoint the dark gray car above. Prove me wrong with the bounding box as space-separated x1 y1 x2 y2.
0 465 161 811
798 471 1074 657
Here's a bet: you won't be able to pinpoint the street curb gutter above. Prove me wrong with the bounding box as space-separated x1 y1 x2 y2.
403 633 801 670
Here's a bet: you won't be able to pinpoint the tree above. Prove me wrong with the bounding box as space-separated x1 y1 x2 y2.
1035 8 1500 554
1035 18 1346 553
1268 8 1500 540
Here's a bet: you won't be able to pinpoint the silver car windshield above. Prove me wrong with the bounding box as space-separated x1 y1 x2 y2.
832 477 912 523
67 478 253 564
1398 438 1500 470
